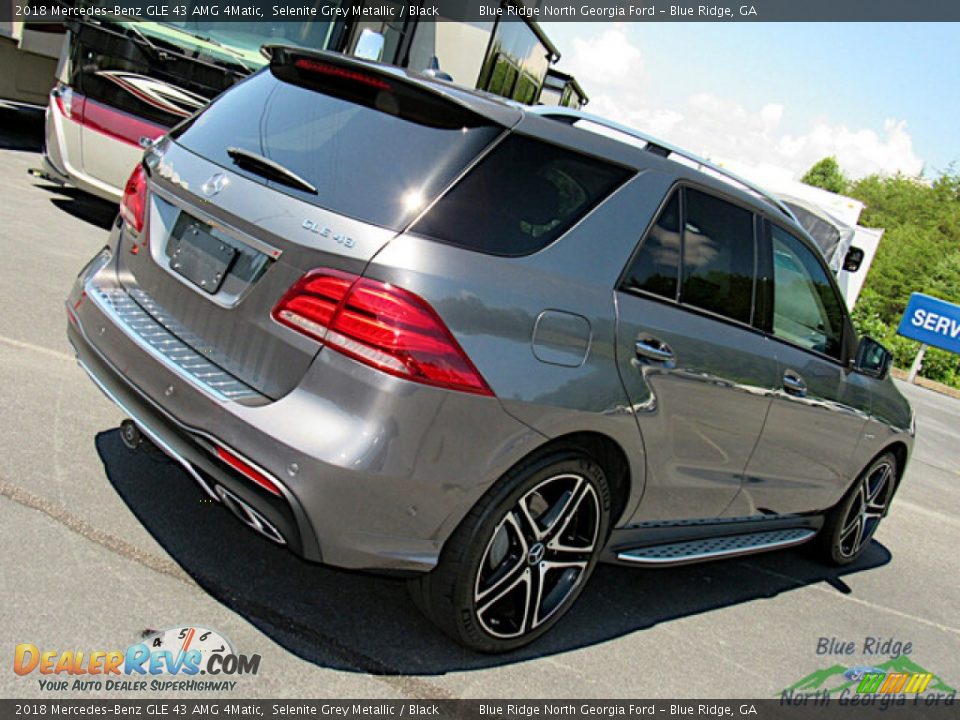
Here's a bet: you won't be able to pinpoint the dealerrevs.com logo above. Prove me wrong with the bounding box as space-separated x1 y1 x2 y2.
14 626 261 692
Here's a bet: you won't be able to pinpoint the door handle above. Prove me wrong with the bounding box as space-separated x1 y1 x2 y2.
782 370 807 397
635 337 675 364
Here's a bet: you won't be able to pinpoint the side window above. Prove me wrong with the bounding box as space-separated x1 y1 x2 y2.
770 225 845 359
680 189 755 325
622 192 681 300
412 134 632 257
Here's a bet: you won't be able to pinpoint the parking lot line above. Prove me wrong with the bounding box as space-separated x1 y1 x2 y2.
0 333 74 362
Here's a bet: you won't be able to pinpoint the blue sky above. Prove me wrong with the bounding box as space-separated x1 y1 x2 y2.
541 23 959 179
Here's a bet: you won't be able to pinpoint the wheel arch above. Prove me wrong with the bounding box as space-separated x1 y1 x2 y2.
884 441 910 488
846 441 908 500
521 431 633 529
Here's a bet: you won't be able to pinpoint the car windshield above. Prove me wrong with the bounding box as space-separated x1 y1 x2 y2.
77 1 339 66
159 17 336 57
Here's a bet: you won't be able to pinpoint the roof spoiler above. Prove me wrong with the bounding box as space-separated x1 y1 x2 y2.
263 45 520 129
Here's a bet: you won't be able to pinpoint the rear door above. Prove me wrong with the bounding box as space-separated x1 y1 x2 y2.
119 51 507 399
743 221 871 513
615 186 780 522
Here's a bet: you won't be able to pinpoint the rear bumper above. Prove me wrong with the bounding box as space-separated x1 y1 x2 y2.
67 244 543 572
69 312 323 560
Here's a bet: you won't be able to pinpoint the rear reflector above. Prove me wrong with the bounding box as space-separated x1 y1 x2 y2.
272 270 493 396
119 164 147 233
215 446 282 497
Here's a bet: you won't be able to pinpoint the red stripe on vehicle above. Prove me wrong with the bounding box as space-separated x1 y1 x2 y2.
97 73 193 118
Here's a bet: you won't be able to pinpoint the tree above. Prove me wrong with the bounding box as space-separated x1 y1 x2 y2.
801 156 849 194
844 166 960 388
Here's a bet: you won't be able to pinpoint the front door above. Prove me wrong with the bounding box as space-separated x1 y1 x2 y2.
744 221 872 514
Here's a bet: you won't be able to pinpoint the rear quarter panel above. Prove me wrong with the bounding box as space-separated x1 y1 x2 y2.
366 171 678 526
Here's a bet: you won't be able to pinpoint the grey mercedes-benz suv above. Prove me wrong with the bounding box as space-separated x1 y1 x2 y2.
67 47 914 653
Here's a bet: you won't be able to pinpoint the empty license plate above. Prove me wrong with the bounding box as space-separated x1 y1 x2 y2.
169 218 237 294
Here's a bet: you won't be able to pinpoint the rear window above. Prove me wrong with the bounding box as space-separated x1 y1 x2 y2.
171 61 502 230
411 135 633 256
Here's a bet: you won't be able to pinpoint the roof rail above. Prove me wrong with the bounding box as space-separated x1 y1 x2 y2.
530 106 797 222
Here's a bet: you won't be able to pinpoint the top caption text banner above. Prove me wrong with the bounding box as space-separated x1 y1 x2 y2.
9 0 960 23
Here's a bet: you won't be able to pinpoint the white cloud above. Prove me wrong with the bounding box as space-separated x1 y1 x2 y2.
564 28 644 88
558 30 925 180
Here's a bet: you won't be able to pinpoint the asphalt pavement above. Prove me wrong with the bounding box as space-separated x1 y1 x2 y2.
1 105 958 700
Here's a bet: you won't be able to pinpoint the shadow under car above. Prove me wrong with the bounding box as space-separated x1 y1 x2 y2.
95 428 892 674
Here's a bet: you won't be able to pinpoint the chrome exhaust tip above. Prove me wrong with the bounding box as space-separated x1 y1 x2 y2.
214 485 286 545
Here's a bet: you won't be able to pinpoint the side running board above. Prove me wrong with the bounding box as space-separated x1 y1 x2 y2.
616 528 816 566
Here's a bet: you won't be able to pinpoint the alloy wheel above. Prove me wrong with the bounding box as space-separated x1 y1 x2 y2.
838 460 894 558
473 473 600 639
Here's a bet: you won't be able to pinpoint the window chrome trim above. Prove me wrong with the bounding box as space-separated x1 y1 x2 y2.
531 106 798 222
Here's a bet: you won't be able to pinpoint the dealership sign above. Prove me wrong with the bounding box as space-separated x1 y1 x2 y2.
897 293 960 355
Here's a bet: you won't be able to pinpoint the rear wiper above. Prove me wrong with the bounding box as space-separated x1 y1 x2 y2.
226 147 317 195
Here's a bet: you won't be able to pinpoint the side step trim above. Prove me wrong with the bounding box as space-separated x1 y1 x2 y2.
617 528 816 566
77 356 220 502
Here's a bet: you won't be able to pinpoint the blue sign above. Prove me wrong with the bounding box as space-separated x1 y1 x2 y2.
897 292 960 354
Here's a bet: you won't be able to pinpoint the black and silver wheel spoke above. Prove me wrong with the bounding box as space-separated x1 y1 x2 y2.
475 514 528 603
839 461 893 558
546 483 599 555
839 484 866 556
864 463 892 518
475 473 600 639
839 514 864 556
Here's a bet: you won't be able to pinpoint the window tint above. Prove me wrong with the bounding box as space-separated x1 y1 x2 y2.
412 134 632 256
770 225 845 359
623 192 680 299
680 189 755 325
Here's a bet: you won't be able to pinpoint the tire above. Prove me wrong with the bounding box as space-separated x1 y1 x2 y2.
813 451 898 566
409 450 611 653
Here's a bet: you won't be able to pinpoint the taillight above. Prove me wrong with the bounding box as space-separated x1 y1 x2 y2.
119 164 147 233
272 270 493 396
54 84 75 119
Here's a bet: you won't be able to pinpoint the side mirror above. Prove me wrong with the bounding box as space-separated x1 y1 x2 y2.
843 246 865 272
422 56 454 82
353 29 385 62
855 336 892 379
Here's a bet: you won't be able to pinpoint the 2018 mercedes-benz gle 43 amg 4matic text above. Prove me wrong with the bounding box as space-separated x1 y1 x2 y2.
67 47 914 653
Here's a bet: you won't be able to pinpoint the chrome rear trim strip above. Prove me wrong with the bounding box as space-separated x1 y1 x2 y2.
86 283 261 402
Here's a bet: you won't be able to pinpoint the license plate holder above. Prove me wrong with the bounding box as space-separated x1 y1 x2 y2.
168 218 237 294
